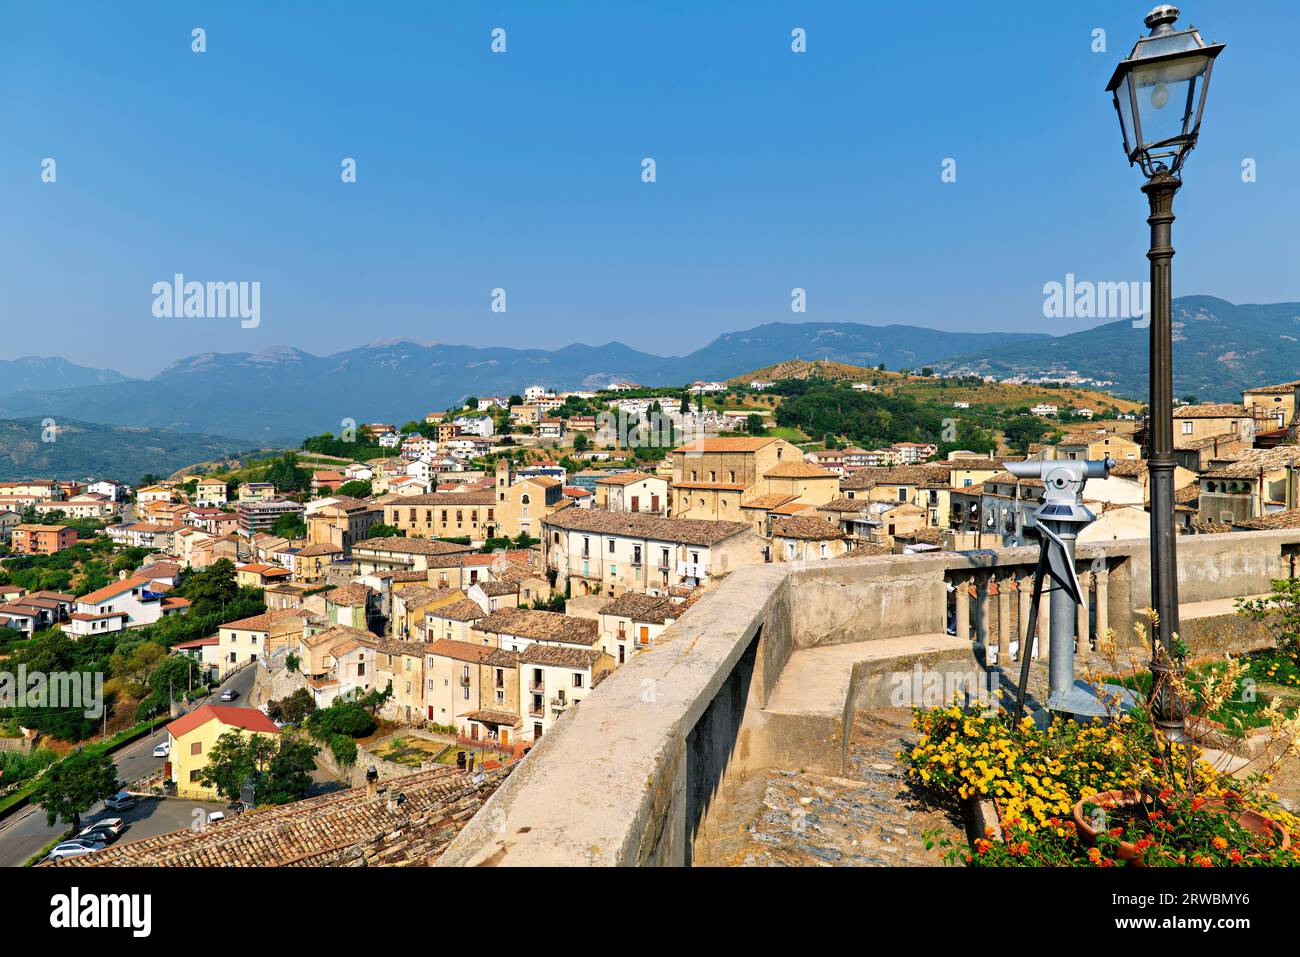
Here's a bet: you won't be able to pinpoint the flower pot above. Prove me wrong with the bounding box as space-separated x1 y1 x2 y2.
1072 789 1290 865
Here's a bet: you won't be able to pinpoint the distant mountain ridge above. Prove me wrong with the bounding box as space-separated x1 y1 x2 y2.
0 323 1044 443
0 357 129 398
931 296 1300 402
0 418 256 483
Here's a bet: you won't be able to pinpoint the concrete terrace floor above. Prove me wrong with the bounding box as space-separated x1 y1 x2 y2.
700 709 963 867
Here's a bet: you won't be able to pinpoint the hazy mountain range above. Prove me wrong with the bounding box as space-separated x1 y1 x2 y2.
0 297 1294 461
931 296 1300 400
0 324 1045 444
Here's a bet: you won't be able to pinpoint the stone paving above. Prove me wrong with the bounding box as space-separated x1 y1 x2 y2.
719 709 964 867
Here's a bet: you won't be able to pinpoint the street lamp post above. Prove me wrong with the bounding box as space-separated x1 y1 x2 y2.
1106 5 1223 740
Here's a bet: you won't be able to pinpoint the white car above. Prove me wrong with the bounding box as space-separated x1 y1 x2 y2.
152 741 170 758
206 810 225 824
47 839 105 861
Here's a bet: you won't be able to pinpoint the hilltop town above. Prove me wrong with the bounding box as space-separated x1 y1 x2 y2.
3 367 1299 866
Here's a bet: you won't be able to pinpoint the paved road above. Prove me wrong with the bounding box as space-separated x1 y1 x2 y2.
0 665 257 867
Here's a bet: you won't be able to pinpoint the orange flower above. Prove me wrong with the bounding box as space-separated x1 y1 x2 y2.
1087 847 1102 864
1211 836 1228 850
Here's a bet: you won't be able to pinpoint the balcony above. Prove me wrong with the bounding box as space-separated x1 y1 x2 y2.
528 701 544 718
441 529 1300 867
528 680 544 693
550 696 568 711
459 675 471 687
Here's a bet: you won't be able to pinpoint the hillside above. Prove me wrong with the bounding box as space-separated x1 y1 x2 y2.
732 361 1142 414
0 418 260 483
931 296 1300 402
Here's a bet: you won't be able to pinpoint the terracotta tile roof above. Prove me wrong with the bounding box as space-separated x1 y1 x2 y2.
326 583 373 607
166 704 279 740
818 497 873 514
594 471 654 486
473 608 599 646
844 542 892 557
1243 380 1300 395
740 493 799 510
1202 446 1300 480
1235 509 1300 530
474 580 518 597
427 639 497 663
840 465 952 491
763 461 838 479
353 537 476 556
464 709 520 726
45 765 508 867
221 608 308 633
385 491 497 506
296 543 343 557
303 624 375 649
1173 403 1248 418
520 644 605 669
598 592 678 624
771 515 846 541
77 576 153 605
541 508 750 547
430 598 488 622
672 437 776 453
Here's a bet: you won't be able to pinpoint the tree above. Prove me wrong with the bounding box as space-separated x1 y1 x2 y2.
197 731 278 803
271 513 307 539
37 748 120 830
745 413 766 435
260 738 320 805
266 688 315 725
572 433 590 453
177 558 238 615
366 523 404 538
337 480 371 498
1003 416 1051 454
263 452 309 493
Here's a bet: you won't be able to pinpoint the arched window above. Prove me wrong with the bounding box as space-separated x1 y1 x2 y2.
521 494 530 505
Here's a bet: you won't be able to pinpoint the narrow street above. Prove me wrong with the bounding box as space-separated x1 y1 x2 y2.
0 664 257 867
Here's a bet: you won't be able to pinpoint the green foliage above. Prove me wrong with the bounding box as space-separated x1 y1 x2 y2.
263 452 310 493
366 523 405 538
301 433 387 461
271 513 307 539
336 480 371 498
1002 416 1052 454
1238 579 1300 666
35 748 120 830
745 413 766 435
196 730 279 803
772 379 947 449
304 699 377 740
266 688 315 725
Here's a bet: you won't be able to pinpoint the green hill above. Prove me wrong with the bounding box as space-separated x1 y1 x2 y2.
0 417 261 484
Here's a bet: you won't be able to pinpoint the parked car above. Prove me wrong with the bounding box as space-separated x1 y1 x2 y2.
206 810 225 824
79 818 127 841
219 689 239 702
152 741 171 757
104 792 136 811
46 839 105 861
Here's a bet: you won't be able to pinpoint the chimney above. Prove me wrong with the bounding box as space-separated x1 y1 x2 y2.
365 764 379 798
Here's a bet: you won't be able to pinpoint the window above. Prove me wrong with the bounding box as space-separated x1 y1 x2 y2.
190 741 202 756
573 673 584 688
1182 421 1194 435
898 488 907 502
608 539 615 554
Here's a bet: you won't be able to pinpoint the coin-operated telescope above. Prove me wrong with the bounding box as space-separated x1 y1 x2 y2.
1004 458 1131 719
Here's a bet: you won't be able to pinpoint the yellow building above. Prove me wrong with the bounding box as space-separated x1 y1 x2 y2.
1243 380 1300 432
1056 429 1142 461
670 436 805 521
382 490 499 542
166 704 280 800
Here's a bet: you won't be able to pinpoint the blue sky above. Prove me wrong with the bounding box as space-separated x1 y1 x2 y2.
2 0 1296 378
